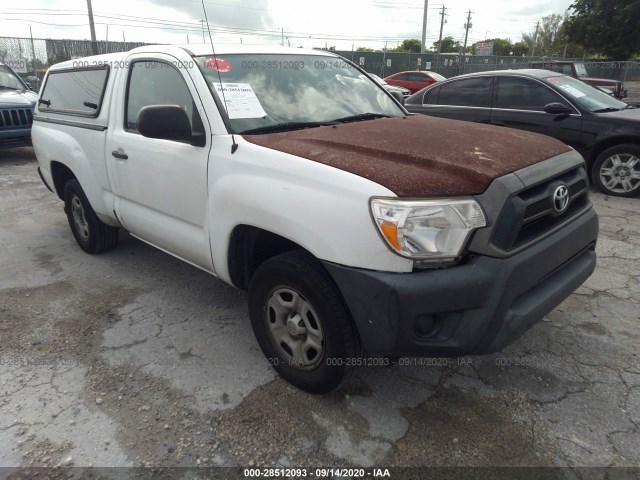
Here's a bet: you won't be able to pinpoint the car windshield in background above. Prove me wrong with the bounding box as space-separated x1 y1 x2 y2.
195 54 403 134
429 72 447 82
546 75 627 113
0 65 25 90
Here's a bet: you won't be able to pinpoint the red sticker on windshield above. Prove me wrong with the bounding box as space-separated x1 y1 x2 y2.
547 77 559 83
205 57 232 73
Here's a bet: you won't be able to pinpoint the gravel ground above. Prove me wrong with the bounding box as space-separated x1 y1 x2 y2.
0 147 639 479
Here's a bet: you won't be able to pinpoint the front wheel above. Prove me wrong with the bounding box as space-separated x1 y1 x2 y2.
591 144 640 197
64 179 119 253
248 251 361 393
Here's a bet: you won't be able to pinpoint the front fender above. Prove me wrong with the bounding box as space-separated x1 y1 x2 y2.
207 137 413 284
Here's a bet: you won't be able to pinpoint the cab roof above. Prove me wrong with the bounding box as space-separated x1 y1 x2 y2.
47 44 339 71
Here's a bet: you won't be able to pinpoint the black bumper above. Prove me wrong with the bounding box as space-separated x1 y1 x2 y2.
323 208 598 357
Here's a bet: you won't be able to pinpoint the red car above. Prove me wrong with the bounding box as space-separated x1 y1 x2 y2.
384 70 446 94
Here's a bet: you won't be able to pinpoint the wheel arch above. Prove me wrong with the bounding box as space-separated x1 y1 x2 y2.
50 161 77 200
227 225 312 290
588 136 640 165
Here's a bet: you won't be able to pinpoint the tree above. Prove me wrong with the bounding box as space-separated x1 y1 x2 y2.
565 0 640 59
522 13 565 56
396 39 422 53
356 47 375 52
432 36 461 53
512 41 529 56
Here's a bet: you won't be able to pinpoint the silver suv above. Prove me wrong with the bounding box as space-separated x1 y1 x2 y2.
0 62 38 148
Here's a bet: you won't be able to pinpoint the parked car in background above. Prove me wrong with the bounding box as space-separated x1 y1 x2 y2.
528 60 627 100
369 73 411 99
405 69 640 197
384 70 446 94
0 62 37 148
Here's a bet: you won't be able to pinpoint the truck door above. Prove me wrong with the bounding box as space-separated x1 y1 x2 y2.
107 54 213 271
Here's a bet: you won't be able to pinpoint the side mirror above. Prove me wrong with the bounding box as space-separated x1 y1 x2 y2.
137 105 193 142
544 102 573 115
389 90 405 105
25 82 32 90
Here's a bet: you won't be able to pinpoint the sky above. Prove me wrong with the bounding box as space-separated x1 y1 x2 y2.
1 0 574 51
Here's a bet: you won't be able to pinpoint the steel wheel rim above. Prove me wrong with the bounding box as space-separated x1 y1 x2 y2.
71 195 90 240
265 286 325 370
599 153 640 194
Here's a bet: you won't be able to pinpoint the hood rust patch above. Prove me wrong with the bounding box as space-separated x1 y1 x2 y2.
243 115 572 197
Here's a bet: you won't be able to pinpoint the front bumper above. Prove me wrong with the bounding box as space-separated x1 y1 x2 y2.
0 129 32 148
323 207 598 357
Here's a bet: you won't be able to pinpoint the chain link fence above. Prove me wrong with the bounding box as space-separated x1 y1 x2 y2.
2 36 639 92
0 36 148 91
333 50 640 83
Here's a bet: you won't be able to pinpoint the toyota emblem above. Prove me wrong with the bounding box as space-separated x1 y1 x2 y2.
552 185 570 213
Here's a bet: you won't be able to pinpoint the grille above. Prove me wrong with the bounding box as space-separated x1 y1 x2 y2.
0 108 33 129
492 167 589 251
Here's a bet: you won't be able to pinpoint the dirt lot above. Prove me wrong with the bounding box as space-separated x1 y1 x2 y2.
1 147 639 479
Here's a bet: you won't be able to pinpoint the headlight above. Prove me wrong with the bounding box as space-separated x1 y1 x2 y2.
370 198 486 263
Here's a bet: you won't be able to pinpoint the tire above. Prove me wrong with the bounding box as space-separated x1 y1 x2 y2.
63 179 118 253
591 144 640 197
248 250 361 394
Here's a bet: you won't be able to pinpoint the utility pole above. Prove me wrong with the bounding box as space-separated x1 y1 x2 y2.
531 21 540 57
281 27 284 46
105 24 109 54
29 25 38 89
436 5 446 66
420 0 429 54
381 41 388 77
460 10 472 74
86 0 98 55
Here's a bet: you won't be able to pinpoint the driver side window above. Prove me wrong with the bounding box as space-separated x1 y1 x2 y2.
495 77 564 111
126 60 202 132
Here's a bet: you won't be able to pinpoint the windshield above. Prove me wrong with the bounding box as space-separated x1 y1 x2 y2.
195 54 404 134
428 72 447 82
574 63 588 77
0 65 26 90
546 75 627 113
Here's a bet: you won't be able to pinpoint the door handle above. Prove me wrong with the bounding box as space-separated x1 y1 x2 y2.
491 121 506 127
112 150 128 160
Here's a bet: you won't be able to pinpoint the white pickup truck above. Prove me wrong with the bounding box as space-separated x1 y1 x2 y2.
33 45 598 393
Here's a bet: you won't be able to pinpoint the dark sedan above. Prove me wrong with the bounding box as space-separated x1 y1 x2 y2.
405 69 640 197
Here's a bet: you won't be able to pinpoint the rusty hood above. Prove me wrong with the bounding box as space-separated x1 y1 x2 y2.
242 115 572 197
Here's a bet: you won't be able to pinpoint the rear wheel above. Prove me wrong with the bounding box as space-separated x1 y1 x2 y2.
64 179 118 253
591 144 640 197
248 251 361 393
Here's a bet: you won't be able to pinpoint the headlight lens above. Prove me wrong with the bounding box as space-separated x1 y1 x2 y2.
370 198 486 262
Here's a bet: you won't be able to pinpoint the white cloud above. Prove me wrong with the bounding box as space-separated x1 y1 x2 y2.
1 0 573 50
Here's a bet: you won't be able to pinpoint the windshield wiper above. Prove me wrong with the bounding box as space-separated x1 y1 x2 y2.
240 121 337 135
593 107 622 113
334 113 392 123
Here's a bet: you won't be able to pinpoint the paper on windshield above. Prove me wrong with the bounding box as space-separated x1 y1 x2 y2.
558 84 586 98
213 83 267 119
